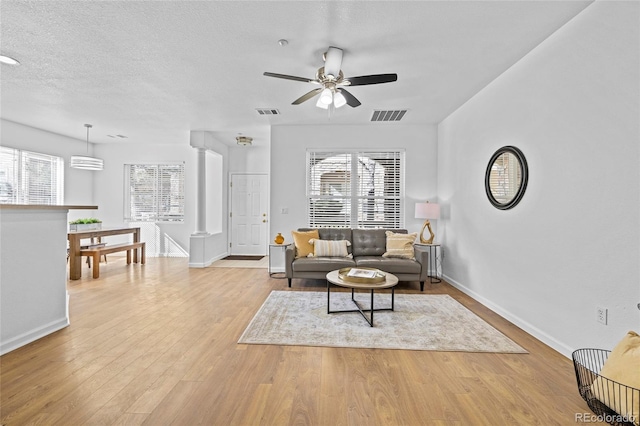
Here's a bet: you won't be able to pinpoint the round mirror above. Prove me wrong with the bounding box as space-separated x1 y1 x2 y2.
485 146 528 210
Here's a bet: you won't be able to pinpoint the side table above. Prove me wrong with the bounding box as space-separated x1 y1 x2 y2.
268 243 291 278
415 243 442 283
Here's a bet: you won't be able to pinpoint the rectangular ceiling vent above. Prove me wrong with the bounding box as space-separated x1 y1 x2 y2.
256 108 280 115
371 110 407 122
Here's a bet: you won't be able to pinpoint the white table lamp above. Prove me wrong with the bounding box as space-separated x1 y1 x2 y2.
415 202 440 244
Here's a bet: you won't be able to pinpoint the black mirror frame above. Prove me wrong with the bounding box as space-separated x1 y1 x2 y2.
485 145 529 210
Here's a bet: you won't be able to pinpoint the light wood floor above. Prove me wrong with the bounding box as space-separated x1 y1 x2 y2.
1 257 598 425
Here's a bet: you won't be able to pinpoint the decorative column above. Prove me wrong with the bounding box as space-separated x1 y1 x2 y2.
194 147 207 235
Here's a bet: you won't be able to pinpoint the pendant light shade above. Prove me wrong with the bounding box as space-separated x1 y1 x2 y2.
71 124 103 170
70 155 104 170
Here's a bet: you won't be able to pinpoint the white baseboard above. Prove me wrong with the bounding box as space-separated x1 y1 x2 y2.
0 317 70 356
188 252 227 268
443 273 574 358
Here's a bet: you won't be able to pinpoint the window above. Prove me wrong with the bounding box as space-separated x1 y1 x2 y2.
124 163 185 222
307 150 404 228
0 146 64 205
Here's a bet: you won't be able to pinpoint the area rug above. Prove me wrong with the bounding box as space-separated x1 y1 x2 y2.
223 255 264 261
238 291 527 353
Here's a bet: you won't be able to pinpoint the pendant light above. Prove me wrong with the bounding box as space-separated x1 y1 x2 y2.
71 124 104 170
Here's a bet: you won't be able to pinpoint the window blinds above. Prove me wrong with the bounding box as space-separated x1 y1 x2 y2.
307 150 404 229
125 163 185 222
0 146 64 205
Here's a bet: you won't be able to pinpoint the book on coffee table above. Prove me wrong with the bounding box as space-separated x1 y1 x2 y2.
347 268 378 279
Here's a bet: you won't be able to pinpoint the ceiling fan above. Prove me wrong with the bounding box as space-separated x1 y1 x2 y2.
263 46 397 110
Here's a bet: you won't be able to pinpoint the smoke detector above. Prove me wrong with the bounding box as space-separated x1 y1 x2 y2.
236 136 253 146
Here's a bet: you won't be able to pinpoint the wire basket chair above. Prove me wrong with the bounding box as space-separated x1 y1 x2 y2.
572 348 639 426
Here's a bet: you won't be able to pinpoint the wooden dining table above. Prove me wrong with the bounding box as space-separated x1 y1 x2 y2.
68 227 141 280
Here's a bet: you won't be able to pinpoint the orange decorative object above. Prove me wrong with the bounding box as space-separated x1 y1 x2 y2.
274 233 285 244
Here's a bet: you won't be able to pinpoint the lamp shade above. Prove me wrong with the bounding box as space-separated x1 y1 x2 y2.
415 202 440 219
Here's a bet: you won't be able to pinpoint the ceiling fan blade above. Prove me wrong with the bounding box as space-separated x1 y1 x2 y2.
339 89 361 108
344 74 398 86
263 72 314 83
324 46 343 78
292 88 323 105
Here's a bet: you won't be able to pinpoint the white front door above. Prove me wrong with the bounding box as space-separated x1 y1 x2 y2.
230 174 268 255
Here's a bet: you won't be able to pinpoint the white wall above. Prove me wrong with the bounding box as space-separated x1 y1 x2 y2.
270 124 438 242
189 130 231 265
93 142 197 254
0 207 70 355
437 1 639 356
1 121 232 261
1 119 98 220
229 144 270 174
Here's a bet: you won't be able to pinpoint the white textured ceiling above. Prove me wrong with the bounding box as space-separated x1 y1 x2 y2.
0 1 592 147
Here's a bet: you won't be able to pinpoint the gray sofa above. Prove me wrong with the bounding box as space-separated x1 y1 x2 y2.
285 228 429 291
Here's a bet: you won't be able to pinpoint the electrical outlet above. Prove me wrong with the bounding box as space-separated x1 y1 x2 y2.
596 307 608 325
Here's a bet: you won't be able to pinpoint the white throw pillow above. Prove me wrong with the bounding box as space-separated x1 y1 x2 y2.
382 231 417 260
309 239 352 257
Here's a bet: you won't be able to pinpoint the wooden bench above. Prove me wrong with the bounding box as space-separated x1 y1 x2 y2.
79 242 145 278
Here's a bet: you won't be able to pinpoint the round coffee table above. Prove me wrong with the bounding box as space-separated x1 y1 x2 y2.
326 269 399 327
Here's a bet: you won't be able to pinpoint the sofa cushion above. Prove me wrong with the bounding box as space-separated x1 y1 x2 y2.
352 229 406 257
309 239 352 257
291 229 319 258
356 256 422 274
317 228 352 242
383 231 417 260
292 257 356 272
298 228 353 254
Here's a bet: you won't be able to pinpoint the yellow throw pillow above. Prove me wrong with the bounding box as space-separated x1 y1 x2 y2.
590 331 640 425
382 231 417 260
309 239 352 258
291 229 319 258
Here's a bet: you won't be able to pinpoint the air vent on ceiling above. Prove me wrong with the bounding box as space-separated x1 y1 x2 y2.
371 110 407 122
256 108 280 115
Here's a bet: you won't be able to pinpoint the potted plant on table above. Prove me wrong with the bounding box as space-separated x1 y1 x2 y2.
69 218 102 232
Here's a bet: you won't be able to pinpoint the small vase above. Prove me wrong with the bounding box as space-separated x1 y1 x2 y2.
274 233 285 244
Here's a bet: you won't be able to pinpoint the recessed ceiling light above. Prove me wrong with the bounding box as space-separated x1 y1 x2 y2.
278 39 288 47
0 55 20 66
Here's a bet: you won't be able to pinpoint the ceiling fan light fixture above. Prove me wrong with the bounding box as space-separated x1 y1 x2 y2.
333 91 347 108
263 45 397 112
